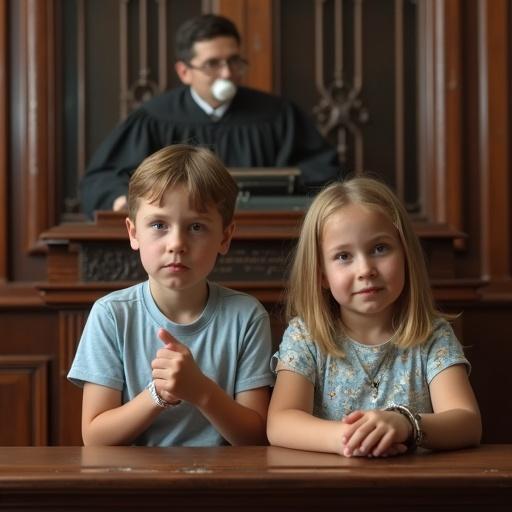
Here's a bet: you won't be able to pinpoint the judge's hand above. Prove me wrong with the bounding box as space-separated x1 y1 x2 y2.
151 328 210 406
112 195 128 211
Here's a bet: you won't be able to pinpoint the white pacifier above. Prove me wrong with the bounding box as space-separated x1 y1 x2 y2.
211 79 237 102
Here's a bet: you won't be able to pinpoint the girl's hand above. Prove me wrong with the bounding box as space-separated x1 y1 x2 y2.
341 409 410 457
151 328 209 405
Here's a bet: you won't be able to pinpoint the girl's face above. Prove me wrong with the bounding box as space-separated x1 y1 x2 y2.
321 203 405 331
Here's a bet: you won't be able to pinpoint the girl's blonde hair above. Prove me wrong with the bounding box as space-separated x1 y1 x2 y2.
287 176 443 356
128 144 238 227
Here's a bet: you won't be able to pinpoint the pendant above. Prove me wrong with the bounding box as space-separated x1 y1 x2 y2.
369 380 379 399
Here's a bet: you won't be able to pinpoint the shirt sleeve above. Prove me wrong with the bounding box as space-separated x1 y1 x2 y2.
270 317 319 385
425 319 471 384
234 311 275 394
67 300 125 390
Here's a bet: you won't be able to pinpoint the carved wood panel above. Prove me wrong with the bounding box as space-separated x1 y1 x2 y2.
0 356 50 446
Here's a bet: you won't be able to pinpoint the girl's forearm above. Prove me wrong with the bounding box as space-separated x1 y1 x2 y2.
267 409 345 454
419 409 482 450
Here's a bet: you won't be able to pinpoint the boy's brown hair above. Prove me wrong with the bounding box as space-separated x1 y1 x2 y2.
128 144 238 227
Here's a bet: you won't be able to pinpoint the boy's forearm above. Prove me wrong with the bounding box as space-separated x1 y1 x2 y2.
267 409 345 454
195 378 268 446
419 409 482 450
83 390 162 446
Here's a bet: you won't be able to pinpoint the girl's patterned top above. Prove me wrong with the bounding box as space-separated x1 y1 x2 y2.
271 317 469 419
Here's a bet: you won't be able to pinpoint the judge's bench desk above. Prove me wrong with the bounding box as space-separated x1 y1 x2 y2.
0 445 511 511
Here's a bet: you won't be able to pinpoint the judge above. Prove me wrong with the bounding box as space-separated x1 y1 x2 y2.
80 14 341 218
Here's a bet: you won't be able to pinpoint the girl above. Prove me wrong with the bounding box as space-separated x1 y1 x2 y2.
267 177 481 457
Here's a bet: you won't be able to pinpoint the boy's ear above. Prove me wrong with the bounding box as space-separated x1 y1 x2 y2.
219 222 235 255
125 217 140 251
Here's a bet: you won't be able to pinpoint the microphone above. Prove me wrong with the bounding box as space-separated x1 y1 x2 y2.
211 79 237 102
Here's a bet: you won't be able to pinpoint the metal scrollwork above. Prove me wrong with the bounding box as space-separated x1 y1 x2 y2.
314 81 369 136
313 0 368 170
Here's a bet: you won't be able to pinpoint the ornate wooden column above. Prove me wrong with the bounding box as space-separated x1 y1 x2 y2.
475 0 511 295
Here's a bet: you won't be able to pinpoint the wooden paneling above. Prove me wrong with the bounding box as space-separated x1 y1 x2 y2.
0 356 50 445
476 0 510 288
217 0 273 92
0 305 59 445
0 0 6 282
418 0 462 226
460 304 512 443
19 0 57 254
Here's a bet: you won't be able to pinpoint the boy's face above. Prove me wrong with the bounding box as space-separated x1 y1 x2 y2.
126 184 234 301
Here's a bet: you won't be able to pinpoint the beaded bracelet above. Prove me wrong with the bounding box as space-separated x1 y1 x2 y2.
385 403 424 451
147 380 173 408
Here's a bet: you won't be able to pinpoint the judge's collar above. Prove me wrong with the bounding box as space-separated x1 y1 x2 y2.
190 87 231 120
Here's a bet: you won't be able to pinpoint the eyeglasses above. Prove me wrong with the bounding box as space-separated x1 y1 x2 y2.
186 56 248 76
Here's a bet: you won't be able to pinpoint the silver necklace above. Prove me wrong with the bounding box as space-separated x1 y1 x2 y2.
348 336 394 400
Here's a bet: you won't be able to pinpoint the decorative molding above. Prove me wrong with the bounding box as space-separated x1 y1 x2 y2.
0 283 45 308
80 240 294 283
81 245 145 282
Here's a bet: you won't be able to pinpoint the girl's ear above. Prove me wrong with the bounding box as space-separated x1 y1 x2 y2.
125 217 140 251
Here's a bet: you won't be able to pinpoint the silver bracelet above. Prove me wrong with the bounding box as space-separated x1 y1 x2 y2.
385 403 424 450
147 380 172 408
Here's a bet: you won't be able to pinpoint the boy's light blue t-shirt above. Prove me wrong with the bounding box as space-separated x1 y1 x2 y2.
68 281 274 446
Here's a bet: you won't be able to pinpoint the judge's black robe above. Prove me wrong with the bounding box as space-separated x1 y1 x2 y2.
80 85 341 218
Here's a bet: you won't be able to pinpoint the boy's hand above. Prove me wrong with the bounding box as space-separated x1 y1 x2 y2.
151 328 210 405
340 410 410 457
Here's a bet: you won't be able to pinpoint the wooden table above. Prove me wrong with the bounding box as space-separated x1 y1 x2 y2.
0 445 511 511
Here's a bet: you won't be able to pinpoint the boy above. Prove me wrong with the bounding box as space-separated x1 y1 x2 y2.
68 144 273 446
